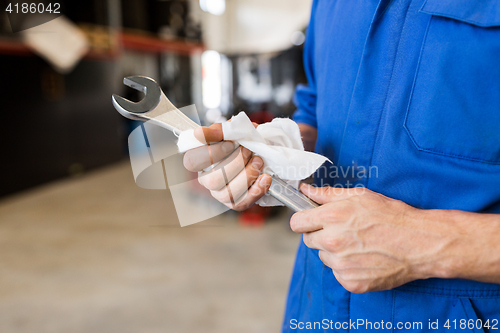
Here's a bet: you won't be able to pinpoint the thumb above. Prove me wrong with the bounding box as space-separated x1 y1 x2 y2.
299 183 356 204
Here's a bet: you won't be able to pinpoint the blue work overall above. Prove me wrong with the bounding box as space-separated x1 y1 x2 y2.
284 0 500 331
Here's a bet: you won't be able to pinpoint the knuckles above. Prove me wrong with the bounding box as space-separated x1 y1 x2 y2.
340 280 370 294
334 269 373 294
320 205 341 221
323 236 344 253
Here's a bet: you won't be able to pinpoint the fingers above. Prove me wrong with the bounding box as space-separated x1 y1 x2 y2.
183 141 237 172
290 205 326 233
290 184 362 233
210 156 264 203
230 174 273 211
302 230 326 251
318 251 340 275
198 147 252 190
190 120 269 211
299 183 360 205
193 123 224 144
318 250 331 266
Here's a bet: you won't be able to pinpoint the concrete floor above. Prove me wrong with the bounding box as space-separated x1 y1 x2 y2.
0 162 300 333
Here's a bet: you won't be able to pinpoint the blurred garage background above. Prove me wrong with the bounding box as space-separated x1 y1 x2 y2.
0 0 311 332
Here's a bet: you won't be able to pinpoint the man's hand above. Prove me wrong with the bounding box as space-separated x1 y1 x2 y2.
183 122 272 211
290 184 454 293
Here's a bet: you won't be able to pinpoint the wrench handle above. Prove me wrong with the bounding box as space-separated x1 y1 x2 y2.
268 176 319 212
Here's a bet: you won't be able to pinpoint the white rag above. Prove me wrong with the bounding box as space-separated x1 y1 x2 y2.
177 112 329 206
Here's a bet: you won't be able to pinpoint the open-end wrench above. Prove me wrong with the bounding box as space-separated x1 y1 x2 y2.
112 76 319 212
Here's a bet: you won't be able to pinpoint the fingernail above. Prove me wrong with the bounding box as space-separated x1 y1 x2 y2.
259 174 271 187
221 142 234 154
252 157 263 169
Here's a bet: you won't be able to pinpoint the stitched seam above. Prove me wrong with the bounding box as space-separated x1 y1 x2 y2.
460 298 471 323
391 290 395 333
403 127 500 164
404 283 500 292
320 258 325 333
373 0 395 23
367 0 414 188
419 9 500 28
296 238 307 319
403 131 500 165
348 291 351 333
396 289 500 299
403 16 500 165
397 286 500 297
402 14 430 159
335 0 388 173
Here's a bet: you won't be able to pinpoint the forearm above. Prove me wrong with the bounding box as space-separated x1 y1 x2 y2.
414 208 500 284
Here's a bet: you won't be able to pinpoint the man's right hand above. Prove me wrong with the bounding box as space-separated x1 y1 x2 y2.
182 122 272 211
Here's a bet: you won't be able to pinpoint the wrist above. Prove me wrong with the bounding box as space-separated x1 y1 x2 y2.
442 210 500 283
410 208 500 282
405 208 464 281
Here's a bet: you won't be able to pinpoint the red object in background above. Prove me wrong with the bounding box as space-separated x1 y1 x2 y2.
248 109 274 125
239 204 272 227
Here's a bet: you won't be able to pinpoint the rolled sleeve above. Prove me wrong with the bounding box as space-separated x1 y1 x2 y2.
292 84 317 128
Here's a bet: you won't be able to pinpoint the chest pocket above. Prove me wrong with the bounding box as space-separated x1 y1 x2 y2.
404 0 500 164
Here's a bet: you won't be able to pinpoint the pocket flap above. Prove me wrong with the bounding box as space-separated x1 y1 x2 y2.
420 0 500 27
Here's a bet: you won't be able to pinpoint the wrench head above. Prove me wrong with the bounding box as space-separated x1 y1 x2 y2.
112 76 162 119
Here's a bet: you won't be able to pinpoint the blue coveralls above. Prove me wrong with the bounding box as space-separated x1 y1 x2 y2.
285 0 500 331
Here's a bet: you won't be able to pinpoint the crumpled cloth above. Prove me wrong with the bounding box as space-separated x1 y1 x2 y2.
177 112 329 206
